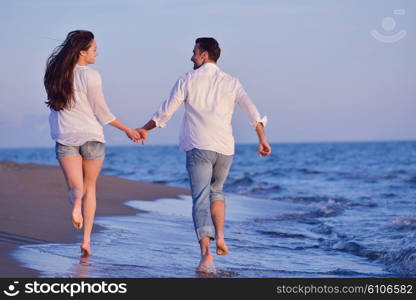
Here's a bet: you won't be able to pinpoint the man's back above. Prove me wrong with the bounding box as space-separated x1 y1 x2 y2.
152 62 266 155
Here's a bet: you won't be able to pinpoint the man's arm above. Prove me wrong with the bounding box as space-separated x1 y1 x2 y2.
141 120 157 131
135 120 156 143
236 80 271 157
136 77 186 144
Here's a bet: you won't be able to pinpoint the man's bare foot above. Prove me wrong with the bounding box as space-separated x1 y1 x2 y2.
216 239 229 256
71 206 83 229
80 242 92 257
196 254 215 273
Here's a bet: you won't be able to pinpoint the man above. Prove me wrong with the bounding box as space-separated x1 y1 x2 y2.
137 37 271 272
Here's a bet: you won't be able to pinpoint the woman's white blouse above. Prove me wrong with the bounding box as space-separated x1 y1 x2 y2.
49 65 116 146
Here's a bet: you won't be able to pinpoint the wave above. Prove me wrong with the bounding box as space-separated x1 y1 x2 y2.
323 239 384 263
385 217 416 231
226 175 283 196
254 213 309 222
326 268 367 276
330 240 369 256
228 176 254 186
380 247 416 275
242 184 282 195
101 167 121 173
404 176 416 184
325 237 416 275
256 230 307 239
285 195 346 203
254 206 343 223
338 172 397 181
298 168 321 174
313 206 343 217
310 224 334 235
381 193 397 198
284 195 380 210
152 180 168 184
285 195 362 208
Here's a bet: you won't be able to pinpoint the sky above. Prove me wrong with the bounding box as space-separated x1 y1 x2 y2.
0 0 415 148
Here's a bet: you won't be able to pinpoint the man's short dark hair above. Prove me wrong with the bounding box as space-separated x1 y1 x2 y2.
195 37 221 62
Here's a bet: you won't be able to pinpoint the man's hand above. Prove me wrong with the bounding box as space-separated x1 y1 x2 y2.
125 128 141 143
258 139 272 157
135 128 148 145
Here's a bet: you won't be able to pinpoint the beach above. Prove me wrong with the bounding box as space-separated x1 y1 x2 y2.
0 142 415 277
0 161 189 277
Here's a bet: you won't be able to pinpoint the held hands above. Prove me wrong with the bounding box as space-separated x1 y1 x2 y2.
258 139 272 157
135 128 148 144
125 128 143 144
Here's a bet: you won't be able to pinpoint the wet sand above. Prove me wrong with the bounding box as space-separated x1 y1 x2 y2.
0 161 189 277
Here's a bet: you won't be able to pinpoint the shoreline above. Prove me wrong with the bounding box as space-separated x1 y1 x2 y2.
0 161 189 277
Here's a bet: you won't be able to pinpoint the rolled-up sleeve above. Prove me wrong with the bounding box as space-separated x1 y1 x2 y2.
86 70 116 125
152 77 186 128
235 80 268 129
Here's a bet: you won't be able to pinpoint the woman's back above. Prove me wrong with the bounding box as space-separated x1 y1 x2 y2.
49 65 115 146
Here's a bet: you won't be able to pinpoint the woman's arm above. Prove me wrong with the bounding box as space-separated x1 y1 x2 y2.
86 70 140 143
109 119 141 143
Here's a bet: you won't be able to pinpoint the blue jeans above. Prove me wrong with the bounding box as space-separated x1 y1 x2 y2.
186 148 233 241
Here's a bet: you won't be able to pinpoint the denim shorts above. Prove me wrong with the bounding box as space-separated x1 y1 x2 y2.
55 141 105 160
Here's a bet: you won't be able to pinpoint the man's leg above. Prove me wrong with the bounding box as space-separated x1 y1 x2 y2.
210 153 233 255
211 200 228 255
186 149 216 271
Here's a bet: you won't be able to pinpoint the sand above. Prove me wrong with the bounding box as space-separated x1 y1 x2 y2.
0 161 189 277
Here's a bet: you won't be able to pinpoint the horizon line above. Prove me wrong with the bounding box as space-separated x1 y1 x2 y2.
0 139 415 150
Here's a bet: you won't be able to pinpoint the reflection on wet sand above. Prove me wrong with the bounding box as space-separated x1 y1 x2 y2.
69 256 92 278
196 267 238 278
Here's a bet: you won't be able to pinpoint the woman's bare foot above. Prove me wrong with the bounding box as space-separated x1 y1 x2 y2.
79 255 91 266
71 205 83 229
197 253 215 273
80 242 92 257
216 239 229 256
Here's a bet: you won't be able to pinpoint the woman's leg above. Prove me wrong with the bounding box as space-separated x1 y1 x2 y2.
58 156 84 229
80 159 103 257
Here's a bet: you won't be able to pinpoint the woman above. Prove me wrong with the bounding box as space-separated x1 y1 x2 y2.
44 30 140 257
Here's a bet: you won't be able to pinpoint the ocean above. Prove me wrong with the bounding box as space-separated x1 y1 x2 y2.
1 141 416 277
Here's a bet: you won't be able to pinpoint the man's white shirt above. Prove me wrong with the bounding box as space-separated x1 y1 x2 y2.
152 62 267 155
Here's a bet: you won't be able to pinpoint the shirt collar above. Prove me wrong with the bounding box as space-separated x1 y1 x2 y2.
202 62 219 69
75 64 88 69
200 62 219 70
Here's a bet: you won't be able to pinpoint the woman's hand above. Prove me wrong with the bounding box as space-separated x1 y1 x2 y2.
135 128 148 144
125 128 142 143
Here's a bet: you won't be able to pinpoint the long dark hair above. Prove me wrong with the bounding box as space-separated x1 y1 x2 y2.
44 30 94 111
